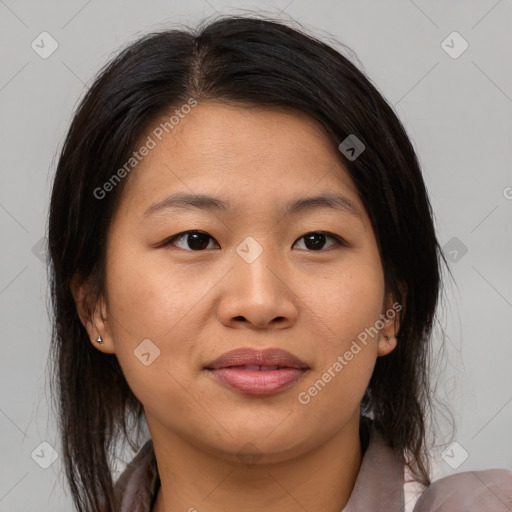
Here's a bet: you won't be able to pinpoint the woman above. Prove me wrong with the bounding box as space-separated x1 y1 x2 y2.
46 13 512 512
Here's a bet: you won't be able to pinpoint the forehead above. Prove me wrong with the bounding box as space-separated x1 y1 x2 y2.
116 101 362 218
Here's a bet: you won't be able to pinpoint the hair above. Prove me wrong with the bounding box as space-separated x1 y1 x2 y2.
46 12 448 512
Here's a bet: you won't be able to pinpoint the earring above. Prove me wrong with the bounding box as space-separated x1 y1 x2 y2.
95 335 103 345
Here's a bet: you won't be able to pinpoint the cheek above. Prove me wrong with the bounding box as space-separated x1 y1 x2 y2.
294 255 384 415
103 244 204 399
104 254 198 415
104 240 205 339
304 255 385 352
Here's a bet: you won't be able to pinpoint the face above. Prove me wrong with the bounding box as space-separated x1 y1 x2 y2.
74 101 399 463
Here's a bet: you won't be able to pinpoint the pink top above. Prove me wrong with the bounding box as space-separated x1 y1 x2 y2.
112 419 512 511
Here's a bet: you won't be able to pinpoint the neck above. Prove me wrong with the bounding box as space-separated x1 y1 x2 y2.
150 413 363 512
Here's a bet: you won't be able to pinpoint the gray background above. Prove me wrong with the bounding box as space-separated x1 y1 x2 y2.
1 0 511 510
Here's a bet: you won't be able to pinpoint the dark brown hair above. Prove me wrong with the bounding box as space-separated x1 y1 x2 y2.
46 13 448 512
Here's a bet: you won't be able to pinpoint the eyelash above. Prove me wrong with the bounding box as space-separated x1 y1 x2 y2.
161 230 346 252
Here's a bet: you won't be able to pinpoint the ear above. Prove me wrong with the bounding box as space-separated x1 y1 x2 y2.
70 273 115 354
377 286 406 357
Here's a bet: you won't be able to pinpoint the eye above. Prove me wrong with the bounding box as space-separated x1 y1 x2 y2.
162 230 344 252
163 230 219 251
292 231 345 251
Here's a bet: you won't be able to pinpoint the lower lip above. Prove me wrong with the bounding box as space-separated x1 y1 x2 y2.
206 367 307 396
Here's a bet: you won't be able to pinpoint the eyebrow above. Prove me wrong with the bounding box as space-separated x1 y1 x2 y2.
143 191 362 219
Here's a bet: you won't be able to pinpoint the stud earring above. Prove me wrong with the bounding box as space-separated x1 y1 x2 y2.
95 335 103 345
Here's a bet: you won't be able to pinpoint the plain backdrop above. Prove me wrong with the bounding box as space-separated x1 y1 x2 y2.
1 0 511 510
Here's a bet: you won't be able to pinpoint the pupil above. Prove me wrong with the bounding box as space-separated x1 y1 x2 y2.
188 232 210 250
305 233 325 250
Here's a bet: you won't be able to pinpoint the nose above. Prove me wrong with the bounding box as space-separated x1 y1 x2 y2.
215 242 299 330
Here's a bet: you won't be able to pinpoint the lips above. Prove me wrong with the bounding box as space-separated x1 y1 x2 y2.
204 347 309 370
204 348 309 396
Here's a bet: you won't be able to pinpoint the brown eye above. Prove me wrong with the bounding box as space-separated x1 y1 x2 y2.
162 230 344 252
164 231 219 251
293 232 344 251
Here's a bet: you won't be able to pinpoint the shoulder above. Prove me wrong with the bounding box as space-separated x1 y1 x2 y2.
413 468 512 511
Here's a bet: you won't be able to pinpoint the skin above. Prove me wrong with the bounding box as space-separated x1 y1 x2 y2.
72 101 401 512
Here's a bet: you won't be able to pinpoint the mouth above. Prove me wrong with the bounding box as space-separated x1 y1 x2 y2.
204 348 310 396
217 365 295 370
